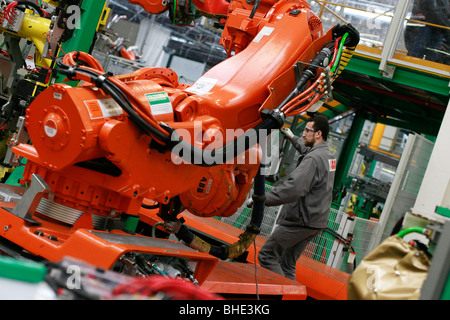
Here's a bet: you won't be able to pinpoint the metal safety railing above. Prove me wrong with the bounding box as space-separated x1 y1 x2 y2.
92 50 147 75
308 0 450 77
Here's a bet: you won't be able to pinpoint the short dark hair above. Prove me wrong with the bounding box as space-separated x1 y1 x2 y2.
307 114 330 141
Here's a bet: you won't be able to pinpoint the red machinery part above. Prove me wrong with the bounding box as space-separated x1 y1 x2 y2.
128 0 230 16
13 1 328 220
127 0 168 14
13 68 262 219
112 275 224 299
192 0 230 16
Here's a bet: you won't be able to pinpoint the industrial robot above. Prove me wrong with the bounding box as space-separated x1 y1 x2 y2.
0 0 359 288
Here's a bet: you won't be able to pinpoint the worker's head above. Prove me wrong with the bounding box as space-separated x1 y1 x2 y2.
302 114 330 147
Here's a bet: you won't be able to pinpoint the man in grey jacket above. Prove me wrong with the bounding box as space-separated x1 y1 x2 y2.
257 114 336 280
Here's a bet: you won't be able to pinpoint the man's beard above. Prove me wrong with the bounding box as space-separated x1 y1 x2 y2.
304 138 314 148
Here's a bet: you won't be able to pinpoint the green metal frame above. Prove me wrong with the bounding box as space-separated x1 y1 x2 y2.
345 54 450 97
60 1 107 55
55 0 108 84
332 111 365 195
333 53 448 136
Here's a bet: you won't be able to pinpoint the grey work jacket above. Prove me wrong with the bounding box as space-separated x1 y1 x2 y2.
265 136 336 229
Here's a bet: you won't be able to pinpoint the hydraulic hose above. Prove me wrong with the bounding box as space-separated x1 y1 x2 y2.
249 164 266 228
275 47 332 111
55 59 173 144
175 164 266 260
55 55 284 166
333 46 356 78
275 24 359 118
397 227 426 238
249 0 261 19
331 33 348 74
169 110 284 167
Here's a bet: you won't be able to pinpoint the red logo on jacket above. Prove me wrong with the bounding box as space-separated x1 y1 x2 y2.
329 159 336 171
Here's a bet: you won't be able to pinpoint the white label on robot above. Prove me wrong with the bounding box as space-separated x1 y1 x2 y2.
185 77 217 95
44 119 58 138
145 92 173 116
25 55 35 70
205 179 212 194
53 93 63 100
253 26 275 43
85 98 123 119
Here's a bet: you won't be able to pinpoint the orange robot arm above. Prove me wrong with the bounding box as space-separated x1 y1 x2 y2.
12 1 358 252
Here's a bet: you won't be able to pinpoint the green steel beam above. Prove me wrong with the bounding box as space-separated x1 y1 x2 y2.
55 0 107 84
370 114 441 137
332 87 443 137
60 1 107 54
333 111 365 194
345 53 450 98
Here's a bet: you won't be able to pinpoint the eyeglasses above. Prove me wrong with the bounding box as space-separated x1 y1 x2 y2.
303 127 318 133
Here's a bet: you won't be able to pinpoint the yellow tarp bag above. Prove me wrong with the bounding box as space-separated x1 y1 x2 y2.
348 235 430 300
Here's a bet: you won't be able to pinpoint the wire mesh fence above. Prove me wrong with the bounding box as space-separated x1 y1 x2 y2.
337 217 380 273
350 217 380 259
92 50 147 75
218 183 281 237
302 208 348 266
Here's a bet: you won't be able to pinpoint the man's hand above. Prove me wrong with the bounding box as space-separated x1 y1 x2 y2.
281 127 294 140
246 198 254 208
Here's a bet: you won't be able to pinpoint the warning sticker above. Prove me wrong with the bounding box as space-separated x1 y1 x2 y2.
253 26 274 43
185 77 217 95
85 98 123 119
145 92 173 116
44 119 57 138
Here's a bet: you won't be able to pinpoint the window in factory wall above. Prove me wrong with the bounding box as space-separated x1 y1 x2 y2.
310 0 395 53
163 55 207 85
394 0 450 68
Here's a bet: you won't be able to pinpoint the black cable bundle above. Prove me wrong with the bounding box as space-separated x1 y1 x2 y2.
55 57 172 144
